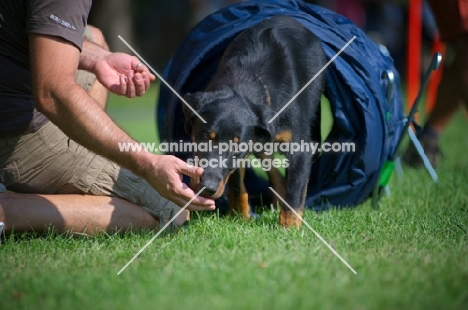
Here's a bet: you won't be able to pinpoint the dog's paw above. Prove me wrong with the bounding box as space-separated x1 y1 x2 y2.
279 209 303 228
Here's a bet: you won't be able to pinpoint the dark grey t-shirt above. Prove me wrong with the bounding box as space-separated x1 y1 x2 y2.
0 0 92 137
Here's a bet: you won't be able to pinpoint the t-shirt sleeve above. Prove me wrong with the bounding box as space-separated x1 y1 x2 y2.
26 0 92 51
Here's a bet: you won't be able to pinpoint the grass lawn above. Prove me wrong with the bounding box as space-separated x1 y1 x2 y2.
1 84 467 310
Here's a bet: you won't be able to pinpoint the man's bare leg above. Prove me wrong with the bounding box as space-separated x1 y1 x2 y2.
0 192 159 235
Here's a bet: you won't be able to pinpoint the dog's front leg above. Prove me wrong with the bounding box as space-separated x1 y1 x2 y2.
227 166 251 220
257 153 286 209
279 152 312 228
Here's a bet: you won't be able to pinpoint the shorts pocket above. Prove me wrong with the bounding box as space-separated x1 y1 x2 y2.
37 122 68 156
0 161 20 187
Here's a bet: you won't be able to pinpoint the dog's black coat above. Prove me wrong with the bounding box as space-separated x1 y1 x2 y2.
183 15 326 224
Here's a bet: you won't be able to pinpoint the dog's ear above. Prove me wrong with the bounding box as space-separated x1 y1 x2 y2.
253 107 276 143
183 92 207 114
183 89 235 135
182 92 207 136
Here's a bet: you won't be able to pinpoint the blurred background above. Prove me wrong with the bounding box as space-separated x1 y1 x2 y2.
88 0 439 75
89 0 448 145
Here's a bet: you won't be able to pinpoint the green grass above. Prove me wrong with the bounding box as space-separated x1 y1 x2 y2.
1 86 467 310
106 83 160 144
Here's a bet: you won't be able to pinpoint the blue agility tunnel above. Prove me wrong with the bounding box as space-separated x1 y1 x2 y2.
157 0 405 210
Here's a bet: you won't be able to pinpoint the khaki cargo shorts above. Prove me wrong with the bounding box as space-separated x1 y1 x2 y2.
0 27 185 224
0 121 183 222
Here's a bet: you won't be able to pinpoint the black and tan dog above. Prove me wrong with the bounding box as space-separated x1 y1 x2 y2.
183 15 326 227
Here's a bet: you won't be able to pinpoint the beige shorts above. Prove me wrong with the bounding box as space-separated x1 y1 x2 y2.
0 121 182 221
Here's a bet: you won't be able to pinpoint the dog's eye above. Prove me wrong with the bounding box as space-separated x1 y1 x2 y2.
204 132 217 140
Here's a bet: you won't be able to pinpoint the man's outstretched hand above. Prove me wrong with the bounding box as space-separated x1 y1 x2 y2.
142 155 216 211
93 52 156 98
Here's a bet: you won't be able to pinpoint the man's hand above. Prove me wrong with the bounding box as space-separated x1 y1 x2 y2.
79 40 155 98
94 52 156 98
142 155 216 211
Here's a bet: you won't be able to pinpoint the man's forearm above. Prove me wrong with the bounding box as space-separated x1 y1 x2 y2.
29 34 156 186
44 81 153 178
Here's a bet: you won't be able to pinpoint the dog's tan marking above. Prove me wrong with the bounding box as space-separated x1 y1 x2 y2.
209 169 236 200
275 129 293 142
227 166 250 220
209 131 217 139
212 180 225 199
268 169 285 209
229 192 250 220
190 175 200 192
233 136 240 143
256 153 285 209
279 209 303 228
278 179 307 228
255 74 271 106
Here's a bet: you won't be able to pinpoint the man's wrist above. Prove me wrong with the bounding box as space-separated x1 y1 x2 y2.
79 40 112 73
127 150 160 180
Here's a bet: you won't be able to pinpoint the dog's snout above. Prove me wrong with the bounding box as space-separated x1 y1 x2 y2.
200 180 219 197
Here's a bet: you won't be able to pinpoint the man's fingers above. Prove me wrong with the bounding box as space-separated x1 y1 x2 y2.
149 155 215 211
133 73 146 96
133 58 155 81
126 73 136 98
119 75 127 96
172 197 215 211
170 179 215 210
187 202 216 211
179 196 215 211
142 71 150 90
143 68 156 82
179 162 204 178
172 159 215 210
167 187 215 211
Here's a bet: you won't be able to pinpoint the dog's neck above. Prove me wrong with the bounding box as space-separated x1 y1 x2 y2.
255 74 271 106
210 65 272 108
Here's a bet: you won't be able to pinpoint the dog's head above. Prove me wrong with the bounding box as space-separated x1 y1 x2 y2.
182 88 276 199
